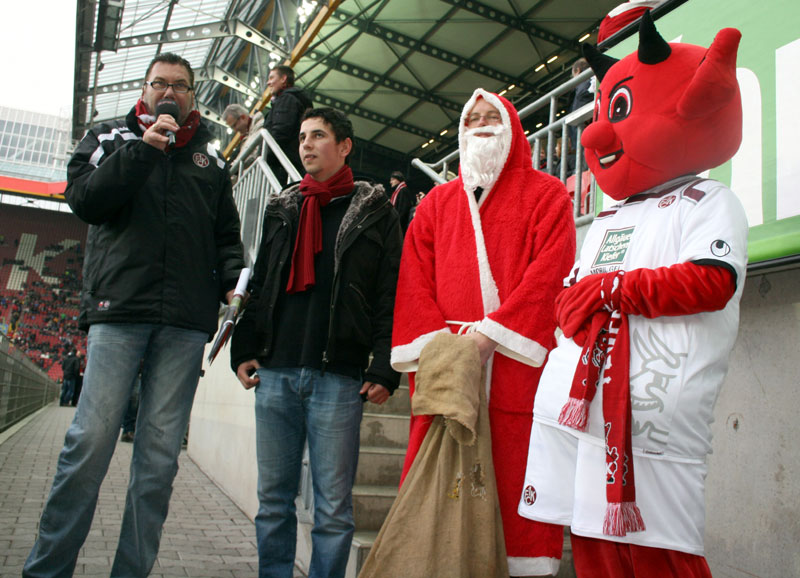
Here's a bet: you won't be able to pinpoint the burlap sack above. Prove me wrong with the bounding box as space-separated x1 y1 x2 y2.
359 333 508 578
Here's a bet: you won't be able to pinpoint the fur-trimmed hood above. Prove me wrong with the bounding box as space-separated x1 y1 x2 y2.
268 179 391 265
457 89 535 203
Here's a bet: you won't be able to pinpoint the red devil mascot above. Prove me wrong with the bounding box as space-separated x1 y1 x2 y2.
518 12 749 577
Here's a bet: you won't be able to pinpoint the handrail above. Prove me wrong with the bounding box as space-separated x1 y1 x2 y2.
229 128 302 267
229 127 303 183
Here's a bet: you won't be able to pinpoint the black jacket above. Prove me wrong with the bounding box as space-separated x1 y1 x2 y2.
230 180 402 392
66 107 245 336
61 354 81 379
391 182 415 234
264 86 312 170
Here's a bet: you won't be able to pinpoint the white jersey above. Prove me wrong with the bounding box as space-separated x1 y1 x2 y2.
519 175 748 554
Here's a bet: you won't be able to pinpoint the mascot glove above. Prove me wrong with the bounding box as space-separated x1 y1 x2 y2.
556 271 619 339
557 263 734 340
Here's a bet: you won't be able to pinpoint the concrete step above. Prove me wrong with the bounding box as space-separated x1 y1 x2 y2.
352 484 397 532
360 412 410 448
343 525 577 577
355 446 405 486
345 531 378 578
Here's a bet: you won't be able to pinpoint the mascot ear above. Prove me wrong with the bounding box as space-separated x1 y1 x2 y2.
582 43 619 82
638 10 671 64
678 28 742 119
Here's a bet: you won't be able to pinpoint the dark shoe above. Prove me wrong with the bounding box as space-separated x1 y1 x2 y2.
120 432 134 443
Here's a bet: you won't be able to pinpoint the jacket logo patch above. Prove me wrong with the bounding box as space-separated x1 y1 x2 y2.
592 226 634 271
193 152 210 168
522 484 537 506
658 195 676 208
97 300 111 311
710 239 731 257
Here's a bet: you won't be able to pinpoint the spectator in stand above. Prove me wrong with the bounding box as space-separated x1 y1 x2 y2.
264 65 312 181
71 350 85 406
223 103 264 170
389 171 414 235
23 52 245 577
120 368 142 443
59 350 80 406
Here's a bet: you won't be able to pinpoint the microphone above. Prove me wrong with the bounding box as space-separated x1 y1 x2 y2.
155 101 180 146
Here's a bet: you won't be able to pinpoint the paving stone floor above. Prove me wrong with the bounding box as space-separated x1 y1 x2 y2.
0 404 302 577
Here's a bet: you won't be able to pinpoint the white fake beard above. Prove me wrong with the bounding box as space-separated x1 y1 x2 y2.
460 125 509 193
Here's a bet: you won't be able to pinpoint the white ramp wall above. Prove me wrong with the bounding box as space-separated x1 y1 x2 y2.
188 344 259 521
705 266 800 577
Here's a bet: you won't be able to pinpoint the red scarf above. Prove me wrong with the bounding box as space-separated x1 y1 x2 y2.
134 100 200 149
286 165 354 294
390 181 407 205
557 270 646 537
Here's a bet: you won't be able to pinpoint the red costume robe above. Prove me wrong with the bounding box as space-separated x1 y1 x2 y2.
391 89 576 575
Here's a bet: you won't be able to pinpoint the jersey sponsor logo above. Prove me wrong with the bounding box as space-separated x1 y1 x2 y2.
592 226 634 271
522 484 537 506
710 239 731 257
658 195 676 208
193 152 210 168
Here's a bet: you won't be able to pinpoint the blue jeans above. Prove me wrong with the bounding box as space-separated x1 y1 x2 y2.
59 377 75 406
254 367 363 578
24 323 208 578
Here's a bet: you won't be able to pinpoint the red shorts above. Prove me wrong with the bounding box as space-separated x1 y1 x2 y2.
571 533 712 578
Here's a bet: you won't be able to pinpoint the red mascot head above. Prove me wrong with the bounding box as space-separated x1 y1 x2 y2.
582 12 742 200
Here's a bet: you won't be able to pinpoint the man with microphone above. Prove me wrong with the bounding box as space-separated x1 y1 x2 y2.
24 53 245 577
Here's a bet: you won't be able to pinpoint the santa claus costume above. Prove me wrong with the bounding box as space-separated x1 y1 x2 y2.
392 89 576 575
518 13 748 577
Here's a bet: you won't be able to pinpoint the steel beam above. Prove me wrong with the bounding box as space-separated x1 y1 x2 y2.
77 65 258 99
438 0 576 50
308 92 439 141
331 8 535 92
116 19 290 59
305 49 463 112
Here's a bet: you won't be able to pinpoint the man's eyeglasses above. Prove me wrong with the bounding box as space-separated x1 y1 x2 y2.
145 80 193 94
466 112 502 126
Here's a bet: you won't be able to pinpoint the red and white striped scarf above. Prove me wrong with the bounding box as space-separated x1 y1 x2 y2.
558 270 646 537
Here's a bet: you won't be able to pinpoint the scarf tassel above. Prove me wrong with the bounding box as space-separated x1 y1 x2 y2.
603 501 646 537
558 397 590 431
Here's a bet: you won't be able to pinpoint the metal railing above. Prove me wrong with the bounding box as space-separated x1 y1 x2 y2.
411 68 597 227
229 128 303 266
0 333 58 433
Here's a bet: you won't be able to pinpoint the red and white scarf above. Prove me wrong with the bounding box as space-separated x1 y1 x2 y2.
390 181 407 206
558 270 646 537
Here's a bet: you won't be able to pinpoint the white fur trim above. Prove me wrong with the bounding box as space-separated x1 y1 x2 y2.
507 555 561 576
607 0 664 18
463 173 501 317
390 328 450 373
478 317 548 367
458 88 513 202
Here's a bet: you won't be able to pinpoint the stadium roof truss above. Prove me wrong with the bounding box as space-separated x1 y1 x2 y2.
73 0 622 159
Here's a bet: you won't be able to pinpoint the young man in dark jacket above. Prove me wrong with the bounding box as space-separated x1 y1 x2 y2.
24 53 245 578
264 65 312 177
231 107 401 578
